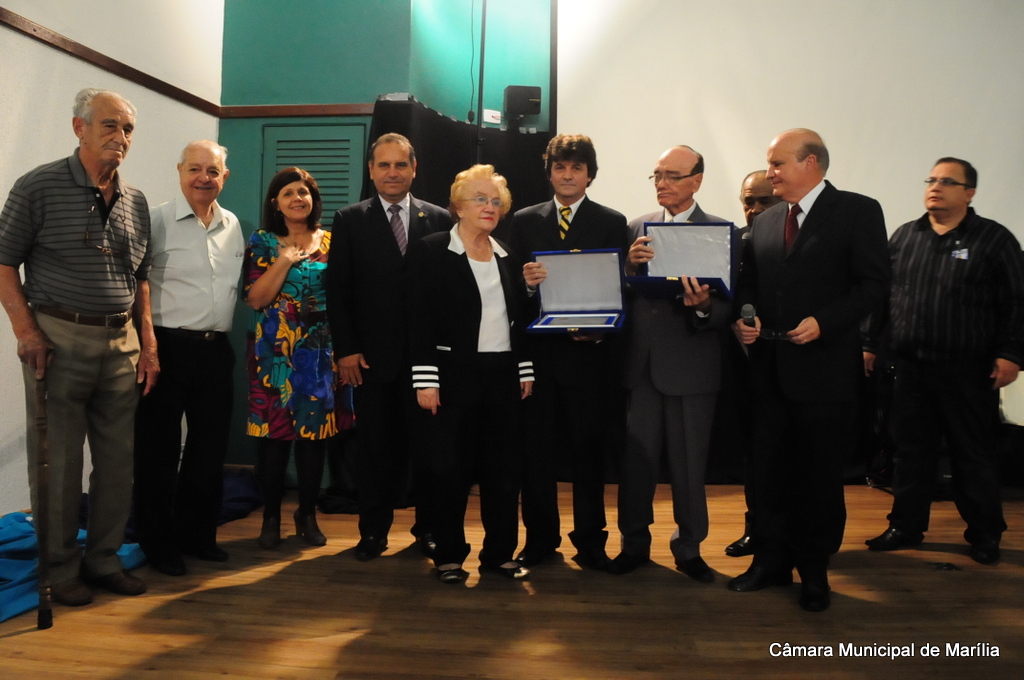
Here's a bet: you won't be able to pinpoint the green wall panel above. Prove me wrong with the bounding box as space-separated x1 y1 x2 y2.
410 0 551 131
222 0 413 105
223 0 551 128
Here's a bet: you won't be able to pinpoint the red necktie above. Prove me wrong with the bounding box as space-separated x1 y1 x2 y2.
785 204 802 253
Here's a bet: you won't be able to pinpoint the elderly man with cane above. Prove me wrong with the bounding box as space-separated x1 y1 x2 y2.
0 88 158 607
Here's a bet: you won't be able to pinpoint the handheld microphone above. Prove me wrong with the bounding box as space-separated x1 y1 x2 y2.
741 304 756 327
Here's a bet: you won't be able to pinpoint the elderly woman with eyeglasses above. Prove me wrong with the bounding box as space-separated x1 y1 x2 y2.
405 164 534 584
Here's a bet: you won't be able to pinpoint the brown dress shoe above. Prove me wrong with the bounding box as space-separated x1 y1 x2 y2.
51 576 93 606
86 570 147 596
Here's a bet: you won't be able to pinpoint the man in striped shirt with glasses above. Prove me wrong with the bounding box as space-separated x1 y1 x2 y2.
864 157 1024 566
0 88 157 606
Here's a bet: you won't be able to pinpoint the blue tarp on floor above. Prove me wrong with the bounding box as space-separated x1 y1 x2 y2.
0 512 145 623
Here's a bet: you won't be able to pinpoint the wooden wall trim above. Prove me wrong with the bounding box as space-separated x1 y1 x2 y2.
220 104 376 119
1 7 220 116
0 8 373 120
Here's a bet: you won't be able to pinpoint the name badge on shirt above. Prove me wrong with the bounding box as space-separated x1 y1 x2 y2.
952 248 969 260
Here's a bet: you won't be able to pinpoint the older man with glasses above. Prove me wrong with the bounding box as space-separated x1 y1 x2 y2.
0 88 157 606
609 145 729 583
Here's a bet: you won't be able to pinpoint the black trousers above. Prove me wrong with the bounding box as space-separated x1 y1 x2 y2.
133 327 234 555
749 378 851 573
419 353 523 567
888 357 1006 544
520 365 613 556
350 377 426 540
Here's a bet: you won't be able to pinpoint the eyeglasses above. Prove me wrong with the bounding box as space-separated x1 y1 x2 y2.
83 205 129 257
465 195 503 208
649 171 700 185
925 177 973 188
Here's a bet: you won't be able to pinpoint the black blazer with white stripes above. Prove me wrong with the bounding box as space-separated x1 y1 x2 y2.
405 226 534 402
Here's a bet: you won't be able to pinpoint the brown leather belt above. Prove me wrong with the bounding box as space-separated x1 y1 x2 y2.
36 305 130 328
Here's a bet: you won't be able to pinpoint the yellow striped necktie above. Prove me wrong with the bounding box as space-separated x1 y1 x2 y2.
559 205 571 240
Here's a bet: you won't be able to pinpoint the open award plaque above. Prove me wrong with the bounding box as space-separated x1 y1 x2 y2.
626 221 737 299
527 248 625 333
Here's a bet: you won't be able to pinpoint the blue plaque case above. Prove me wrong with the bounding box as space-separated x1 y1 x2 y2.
527 249 625 333
625 221 737 299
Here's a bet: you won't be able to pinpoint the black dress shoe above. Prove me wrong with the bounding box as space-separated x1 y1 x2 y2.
676 556 714 583
727 565 793 592
415 533 437 558
607 552 650 575
865 526 924 551
799 579 831 612
515 548 558 568
479 563 530 580
148 551 187 576
969 542 1000 565
572 550 610 571
725 534 755 558
437 567 469 584
181 544 229 562
355 536 388 561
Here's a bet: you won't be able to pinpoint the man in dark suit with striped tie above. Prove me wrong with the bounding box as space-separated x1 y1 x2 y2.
327 133 452 561
507 134 630 570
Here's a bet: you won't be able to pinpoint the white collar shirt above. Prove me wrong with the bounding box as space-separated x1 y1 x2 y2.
665 202 698 223
554 195 586 223
792 179 827 228
379 194 412 236
148 195 245 332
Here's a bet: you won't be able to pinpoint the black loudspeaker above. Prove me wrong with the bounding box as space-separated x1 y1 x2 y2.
504 85 542 118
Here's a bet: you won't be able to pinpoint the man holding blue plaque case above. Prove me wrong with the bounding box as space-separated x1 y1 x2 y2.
610 145 729 582
508 134 630 570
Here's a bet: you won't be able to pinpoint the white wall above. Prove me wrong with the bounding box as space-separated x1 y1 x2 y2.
559 0 1024 236
2 0 223 104
559 0 1024 419
0 3 224 513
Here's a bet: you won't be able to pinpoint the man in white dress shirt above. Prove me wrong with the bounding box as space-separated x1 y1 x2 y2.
133 140 244 576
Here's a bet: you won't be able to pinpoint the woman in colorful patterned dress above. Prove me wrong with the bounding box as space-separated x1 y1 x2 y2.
244 167 338 548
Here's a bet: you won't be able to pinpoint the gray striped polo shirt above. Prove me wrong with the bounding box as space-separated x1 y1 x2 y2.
0 148 152 314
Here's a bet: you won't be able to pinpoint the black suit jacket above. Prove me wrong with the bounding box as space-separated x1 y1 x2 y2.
327 195 452 383
507 197 630 387
508 196 631 262
405 228 531 404
737 181 889 402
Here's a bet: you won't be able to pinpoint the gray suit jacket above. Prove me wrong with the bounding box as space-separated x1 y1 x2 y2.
622 204 730 396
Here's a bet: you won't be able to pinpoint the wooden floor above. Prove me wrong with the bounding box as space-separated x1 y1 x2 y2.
1 484 1022 679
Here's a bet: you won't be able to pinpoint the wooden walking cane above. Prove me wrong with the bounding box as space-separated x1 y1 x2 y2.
34 375 53 629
